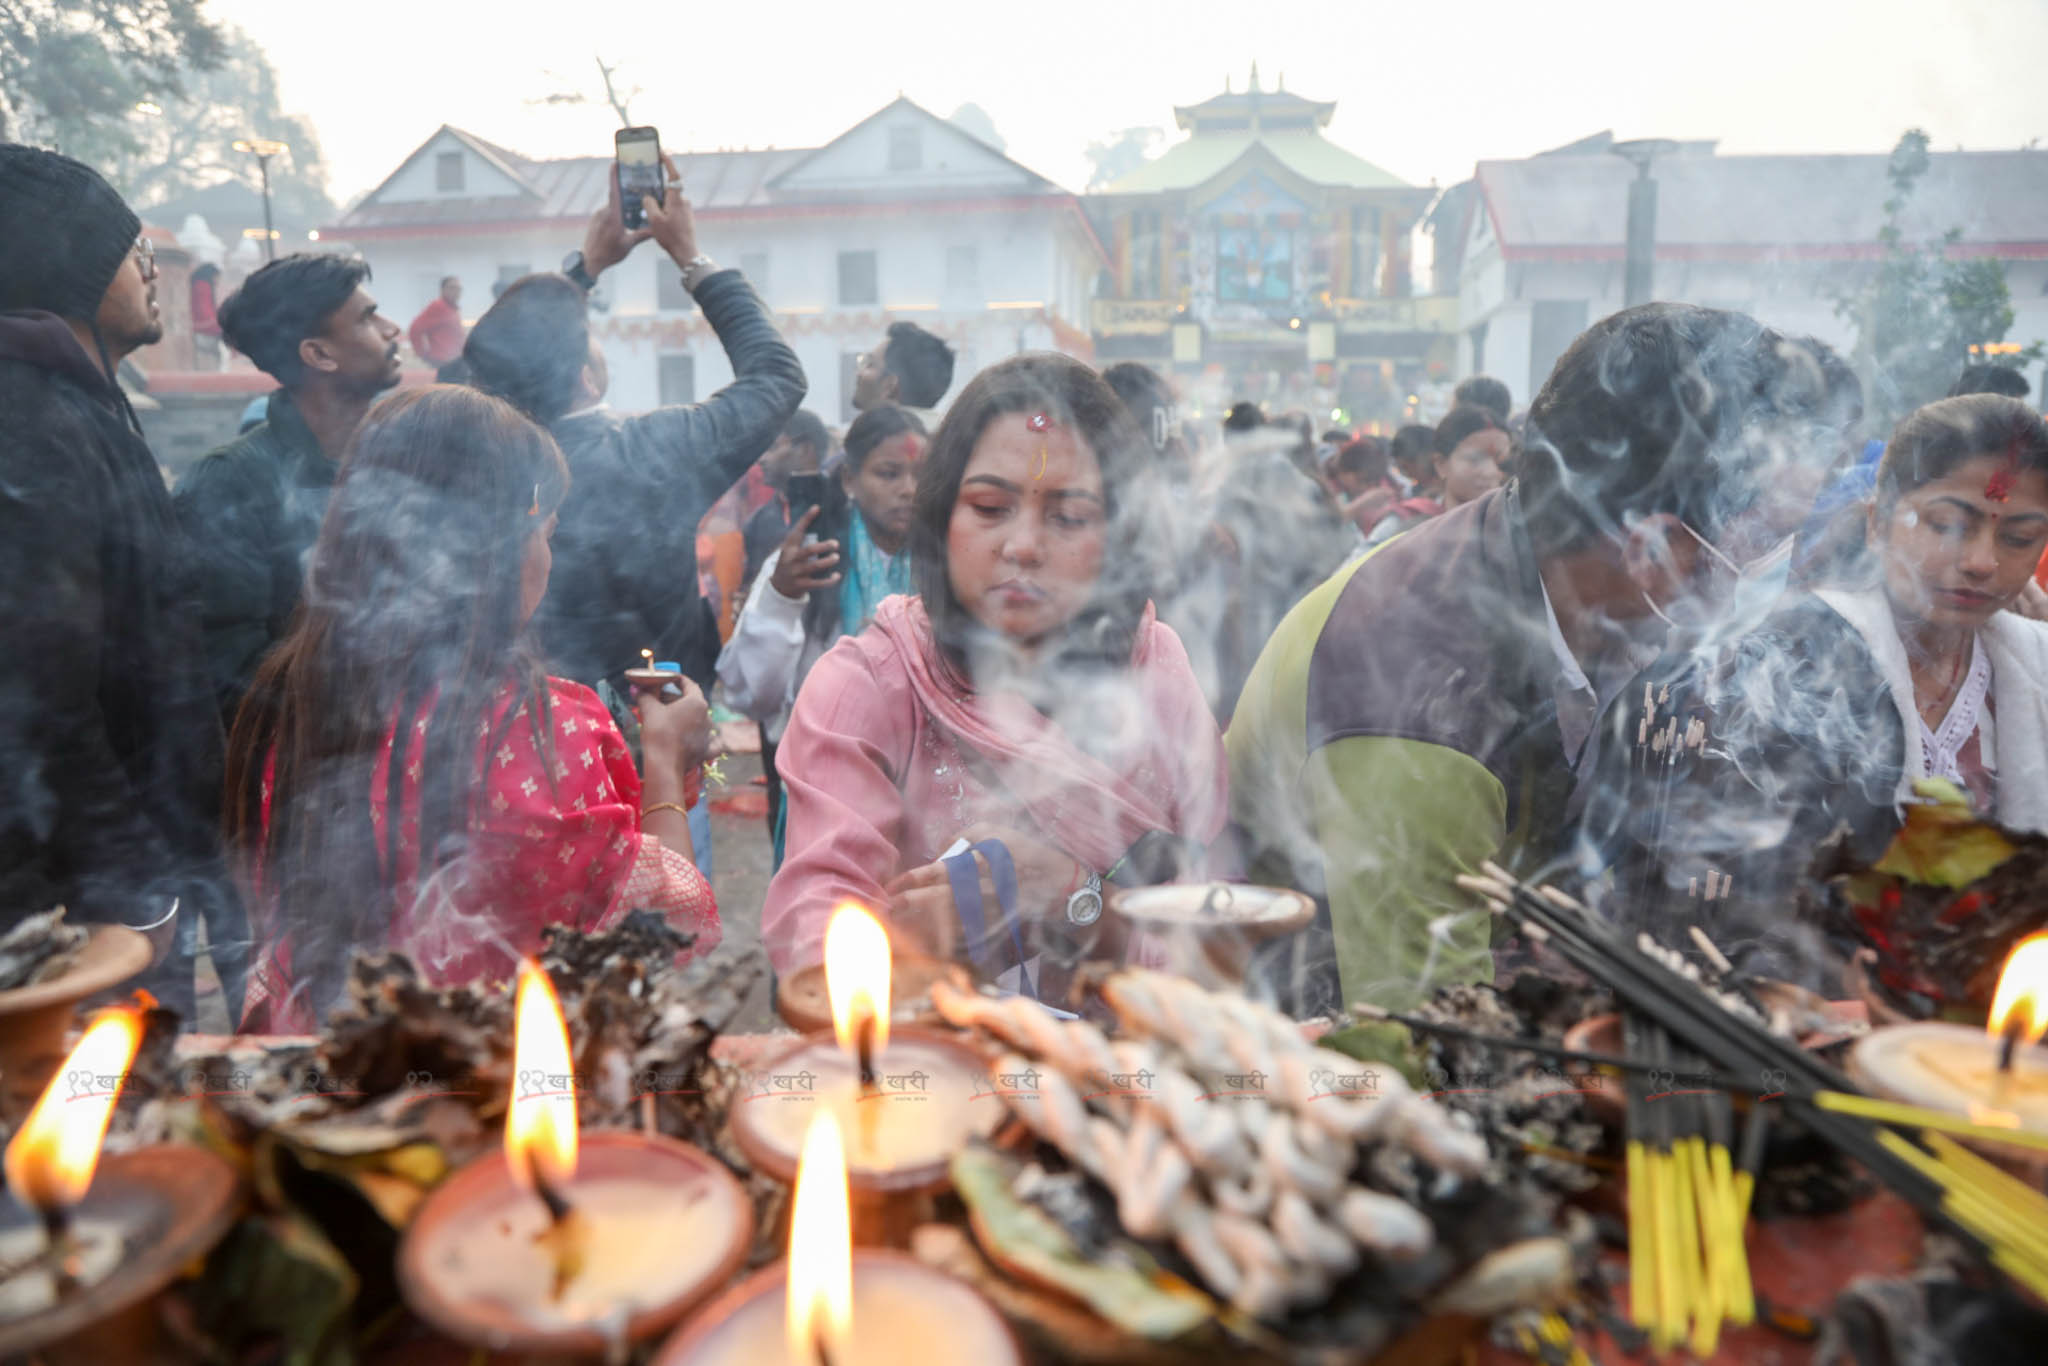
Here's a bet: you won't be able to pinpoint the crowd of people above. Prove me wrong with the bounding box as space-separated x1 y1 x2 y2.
4 141 2045 1033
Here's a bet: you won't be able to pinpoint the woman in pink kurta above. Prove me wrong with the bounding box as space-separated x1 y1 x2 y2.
764 355 1229 987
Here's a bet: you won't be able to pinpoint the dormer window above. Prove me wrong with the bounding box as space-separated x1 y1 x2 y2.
436 152 465 193
888 127 922 172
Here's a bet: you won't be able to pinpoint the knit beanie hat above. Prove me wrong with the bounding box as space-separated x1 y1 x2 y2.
0 144 142 322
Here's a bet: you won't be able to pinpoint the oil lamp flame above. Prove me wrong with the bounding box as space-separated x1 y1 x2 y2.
786 1111 853 1364
3 1007 144 1215
506 958 577 1195
1988 932 2048 1054
825 905 890 1062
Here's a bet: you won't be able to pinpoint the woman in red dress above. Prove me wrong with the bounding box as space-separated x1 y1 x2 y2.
226 386 718 1032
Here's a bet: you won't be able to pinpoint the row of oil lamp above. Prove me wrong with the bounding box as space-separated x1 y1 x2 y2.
0 906 1017 1364
5 910 2048 1363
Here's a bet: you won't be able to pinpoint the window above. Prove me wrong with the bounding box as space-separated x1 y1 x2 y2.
1529 300 1590 399
658 353 696 407
436 152 465 193
1129 211 1162 299
1352 208 1383 299
838 250 878 307
495 263 531 293
945 245 980 294
657 260 694 312
888 127 922 172
740 251 771 298
839 351 864 422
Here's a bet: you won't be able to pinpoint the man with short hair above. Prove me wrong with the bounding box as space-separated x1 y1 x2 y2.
851 320 954 422
408 275 465 367
1227 304 1850 1014
1453 373 1512 423
0 144 232 1017
743 409 831 591
176 253 403 720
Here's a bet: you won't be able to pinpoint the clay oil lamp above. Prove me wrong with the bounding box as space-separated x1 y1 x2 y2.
730 907 1005 1243
655 1110 1020 1366
0 1005 241 1366
1851 932 2048 1163
625 651 686 701
397 958 752 1360
0 921 152 1121
1106 881 1314 990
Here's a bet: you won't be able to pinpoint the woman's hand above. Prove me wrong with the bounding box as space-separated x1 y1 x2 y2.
769 505 841 601
633 675 712 776
885 824 1082 956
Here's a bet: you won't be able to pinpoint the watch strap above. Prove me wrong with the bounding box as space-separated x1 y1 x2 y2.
561 251 598 292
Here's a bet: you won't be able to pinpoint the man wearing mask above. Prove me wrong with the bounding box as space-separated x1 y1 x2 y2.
1227 304 1848 1015
851 320 954 426
0 145 232 1021
176 254 404 721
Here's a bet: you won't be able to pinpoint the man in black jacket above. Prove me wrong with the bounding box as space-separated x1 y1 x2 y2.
466 165 807 694
0 145 235 1022
174 254 404 721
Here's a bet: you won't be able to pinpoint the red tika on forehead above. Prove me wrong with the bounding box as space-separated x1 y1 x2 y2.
1026 412 1052 432
902 433 925 460
1985 439 2021 503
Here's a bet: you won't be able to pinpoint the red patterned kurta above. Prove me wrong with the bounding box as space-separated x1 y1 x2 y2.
242 679 718 1032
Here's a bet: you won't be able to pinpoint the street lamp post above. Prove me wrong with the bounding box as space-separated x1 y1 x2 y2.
1609 139 1680 310
232 137 289 262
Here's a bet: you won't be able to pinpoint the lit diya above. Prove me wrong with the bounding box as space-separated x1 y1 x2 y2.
626 651 687 701
655 1110 1020 1366
397 958 751 1358
731 907 1006 1217
1850 932 2048 1159
0 1006 240 1365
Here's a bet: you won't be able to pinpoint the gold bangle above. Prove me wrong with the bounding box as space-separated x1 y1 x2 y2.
642 802 690 820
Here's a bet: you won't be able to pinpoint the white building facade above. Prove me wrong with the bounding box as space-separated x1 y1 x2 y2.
326 99 1104 422
1433 137 2048 408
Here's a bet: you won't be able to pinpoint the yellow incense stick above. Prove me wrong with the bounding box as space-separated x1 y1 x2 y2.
1653 1152 1683 1351
1815 1090 2048 1154
1626 1141 1652 1328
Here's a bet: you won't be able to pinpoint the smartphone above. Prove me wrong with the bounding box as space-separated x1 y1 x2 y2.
784 472 828 527
615 126 663 231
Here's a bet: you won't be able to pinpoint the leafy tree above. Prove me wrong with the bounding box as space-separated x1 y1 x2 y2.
0 0 224 160
1084 126 1165 192
1837 129 2043 426
104 25 335 224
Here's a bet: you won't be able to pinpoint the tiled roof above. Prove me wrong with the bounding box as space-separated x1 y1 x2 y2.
1476 148 2048 251
1101 129 1411 196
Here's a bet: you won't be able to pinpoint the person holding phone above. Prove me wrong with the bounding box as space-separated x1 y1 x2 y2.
227 386 720 1033
718 405 927 862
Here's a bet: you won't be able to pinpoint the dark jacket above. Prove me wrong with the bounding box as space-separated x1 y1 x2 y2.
0 311 230 937
742 496 791 591
173 387 337 722
536 268 806 690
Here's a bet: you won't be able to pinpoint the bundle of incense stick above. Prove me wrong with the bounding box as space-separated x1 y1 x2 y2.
1455 862 2048 1318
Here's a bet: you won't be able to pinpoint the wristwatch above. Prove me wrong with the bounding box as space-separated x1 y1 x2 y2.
1065 873 1103 927
561 250 598 292
679 254 719 292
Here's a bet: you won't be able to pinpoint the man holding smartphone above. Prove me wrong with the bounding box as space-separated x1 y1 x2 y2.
463 150 807 874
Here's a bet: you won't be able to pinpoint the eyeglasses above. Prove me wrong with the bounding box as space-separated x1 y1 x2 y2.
133 236 157 282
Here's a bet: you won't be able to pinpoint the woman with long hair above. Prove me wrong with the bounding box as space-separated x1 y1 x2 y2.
761 354 1227 995
226 386 719 1031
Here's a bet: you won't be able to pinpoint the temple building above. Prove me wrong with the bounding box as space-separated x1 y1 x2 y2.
1085 67 1452 426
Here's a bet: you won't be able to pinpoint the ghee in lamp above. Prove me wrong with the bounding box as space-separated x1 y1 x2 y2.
730 907 1004 1193
1852 933 2048 1140
654 1111 1019 1366
397 960 750 1355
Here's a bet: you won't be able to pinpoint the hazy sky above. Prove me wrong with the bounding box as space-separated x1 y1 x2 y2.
212 0 2048 205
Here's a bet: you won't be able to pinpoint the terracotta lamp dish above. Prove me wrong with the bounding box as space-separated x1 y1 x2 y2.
776 952 972 1035
398 1129 752 1357
0 1144 241 1359
1108 882 1315 938
653 1249 1022 1366
729 1027 1007 1195
0 926 151 1118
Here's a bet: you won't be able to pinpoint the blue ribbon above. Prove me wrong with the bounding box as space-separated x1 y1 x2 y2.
942 839 1035 1000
